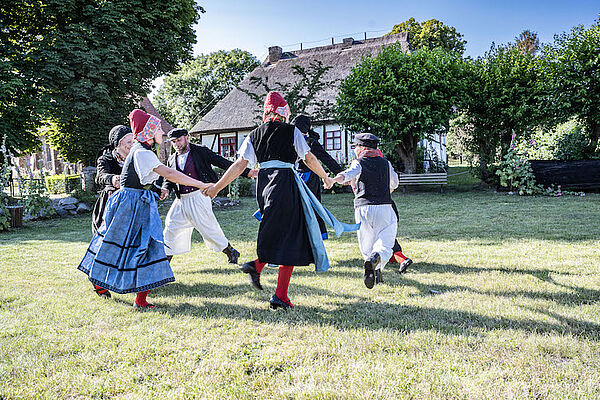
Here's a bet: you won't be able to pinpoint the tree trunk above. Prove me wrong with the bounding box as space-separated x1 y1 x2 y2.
395 136 419 174
588 124 600 156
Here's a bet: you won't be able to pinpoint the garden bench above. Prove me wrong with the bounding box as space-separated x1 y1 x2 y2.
398 172 448 193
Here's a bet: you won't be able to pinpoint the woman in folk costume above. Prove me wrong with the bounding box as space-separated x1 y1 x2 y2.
292 114 344 240
79 109 210 309
203 91 358 310
91 125 134 236
326 133 399 289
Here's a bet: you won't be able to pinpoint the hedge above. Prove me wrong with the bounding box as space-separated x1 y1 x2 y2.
45 174 81 194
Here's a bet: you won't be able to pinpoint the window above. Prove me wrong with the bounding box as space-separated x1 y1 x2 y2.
219 136 237 158
324 130 342 151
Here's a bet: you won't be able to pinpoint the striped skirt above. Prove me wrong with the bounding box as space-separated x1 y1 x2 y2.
78 187 174 294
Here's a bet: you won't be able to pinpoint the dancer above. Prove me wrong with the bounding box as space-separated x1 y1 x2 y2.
203 91 357 310
292 115 344 239
325 133 399 289
161 128 253 264
78 109 210 308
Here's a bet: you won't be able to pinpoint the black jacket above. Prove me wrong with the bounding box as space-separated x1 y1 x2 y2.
297 132 344 174
95 150 122 190
162 143 250 198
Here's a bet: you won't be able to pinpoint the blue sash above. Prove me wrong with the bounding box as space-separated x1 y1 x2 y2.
260 160 360 272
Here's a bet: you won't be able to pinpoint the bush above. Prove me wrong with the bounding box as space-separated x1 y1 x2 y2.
519 118 592 161
45 174 81 194
70 188 97 206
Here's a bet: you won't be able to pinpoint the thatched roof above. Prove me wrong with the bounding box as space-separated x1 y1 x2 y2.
190 32 410 136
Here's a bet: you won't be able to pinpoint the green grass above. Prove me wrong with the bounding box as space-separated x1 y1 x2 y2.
1 190 600 399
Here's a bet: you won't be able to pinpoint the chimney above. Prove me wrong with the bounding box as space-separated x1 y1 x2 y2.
342 37 354 49
268 46 282 64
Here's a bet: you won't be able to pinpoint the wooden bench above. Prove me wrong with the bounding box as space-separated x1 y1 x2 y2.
398 172 448 193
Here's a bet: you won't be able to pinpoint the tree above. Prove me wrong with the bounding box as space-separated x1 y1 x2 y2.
239 60 337 123
1 0 204 164
539 17 600 157
457 44 541 182
515 30 540 54
154 49 259 129
336 45 466 173
389 17 467 55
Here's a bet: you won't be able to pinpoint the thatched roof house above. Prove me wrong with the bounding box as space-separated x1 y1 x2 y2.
189 33 413 164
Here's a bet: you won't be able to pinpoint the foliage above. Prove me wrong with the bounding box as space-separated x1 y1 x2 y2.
517 118 592 160
70 187 97 206
154 49 259 129
539 17 600 157
496 139 539 195
19 170 54 219
336 46 466 173
515 30 540 54
457 44 541 183
45 174 82 195
0 135 13 230
2 0 204 164
389 17 467 55
239 60 337 122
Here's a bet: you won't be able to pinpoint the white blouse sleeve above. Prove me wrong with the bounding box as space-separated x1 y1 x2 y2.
293 127 310 160
238 135 258 167
133 149 162 185
388 161 399 190
341 160 362 183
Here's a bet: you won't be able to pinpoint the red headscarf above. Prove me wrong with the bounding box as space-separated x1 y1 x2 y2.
263 91 290 122
128 109 161 142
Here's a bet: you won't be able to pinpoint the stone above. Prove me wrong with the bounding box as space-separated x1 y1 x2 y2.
59 197 79 207
55 207 69 217
62 203 77 211
76 203 91 213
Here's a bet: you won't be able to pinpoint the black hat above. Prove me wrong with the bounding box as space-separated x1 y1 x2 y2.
167 128 188 140
353 133 380 148
108 125 132 149
293 114 320 140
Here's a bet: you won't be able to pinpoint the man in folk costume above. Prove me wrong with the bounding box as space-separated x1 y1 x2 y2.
161 128 254 264
203 91 359 310
78 109 211 309
326 133 399 288
292 115 344 240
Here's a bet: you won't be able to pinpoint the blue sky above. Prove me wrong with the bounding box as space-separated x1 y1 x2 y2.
150 0 598 96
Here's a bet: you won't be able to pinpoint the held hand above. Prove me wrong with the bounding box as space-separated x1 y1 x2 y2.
248 169 259 178
111 175 121 189
160 188 169 200
203 184 219 199
323 176 335 190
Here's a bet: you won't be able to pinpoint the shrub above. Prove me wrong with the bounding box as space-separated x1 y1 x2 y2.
45 174 81 194
519 118 591 160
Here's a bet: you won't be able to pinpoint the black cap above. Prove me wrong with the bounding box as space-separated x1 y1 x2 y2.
108 125 132 149
353 133 380 148
167 128 188 140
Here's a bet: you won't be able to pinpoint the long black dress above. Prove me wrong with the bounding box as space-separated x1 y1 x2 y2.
249 121 313 266
92 150 122 234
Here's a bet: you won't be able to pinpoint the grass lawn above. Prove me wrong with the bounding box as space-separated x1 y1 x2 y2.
1 187 599 399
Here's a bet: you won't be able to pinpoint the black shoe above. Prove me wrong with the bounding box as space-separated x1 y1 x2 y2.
363 253 379 289
375 269 383 284
241 260 263 290
223 243 240 264
93 286 111 299
166 255 173 263
397 258 413 274
269 294 294 310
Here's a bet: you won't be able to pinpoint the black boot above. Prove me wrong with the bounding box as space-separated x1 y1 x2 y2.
241 260 263 290
397 258 413 274
269 294 294 310
375 269 383 284
222 243 240 264
363 253 380 289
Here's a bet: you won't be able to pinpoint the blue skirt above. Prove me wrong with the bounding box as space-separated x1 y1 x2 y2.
78 188 174 294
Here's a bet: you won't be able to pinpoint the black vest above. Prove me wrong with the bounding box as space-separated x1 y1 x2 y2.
120 142 154 189
354 157 393 207
249 121 297 164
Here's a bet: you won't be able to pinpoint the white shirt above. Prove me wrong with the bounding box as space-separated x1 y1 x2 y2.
341 158 399 191
238 127 310 167
176 150 190 171
131 143 162 185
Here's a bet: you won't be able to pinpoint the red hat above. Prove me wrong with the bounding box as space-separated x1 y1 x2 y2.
263 91 290 122
128 109 161 142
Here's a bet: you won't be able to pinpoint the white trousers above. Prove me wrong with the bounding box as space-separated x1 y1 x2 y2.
355 204 398 271
163 190 229 256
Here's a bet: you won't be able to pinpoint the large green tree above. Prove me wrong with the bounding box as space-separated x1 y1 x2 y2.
336 45 466 173
1 0 203 164
457 44 541 182
539 17 600 157
154 49 259 129
389 17 467 55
